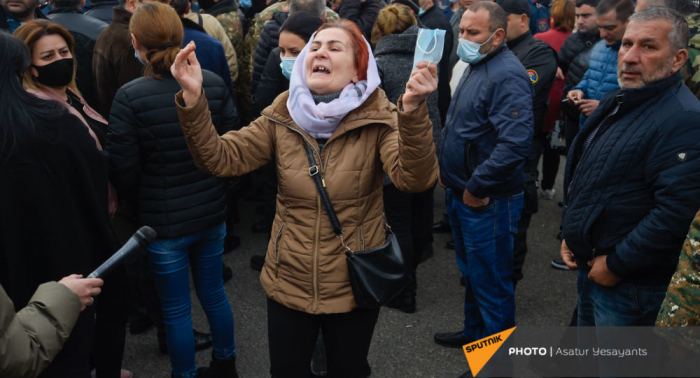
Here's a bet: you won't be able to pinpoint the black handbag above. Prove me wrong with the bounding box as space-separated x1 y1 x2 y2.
303 143 412 308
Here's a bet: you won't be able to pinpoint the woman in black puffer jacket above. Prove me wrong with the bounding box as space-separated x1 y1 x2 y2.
106 3 240 377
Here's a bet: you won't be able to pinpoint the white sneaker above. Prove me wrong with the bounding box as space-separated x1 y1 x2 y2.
540 188 555 200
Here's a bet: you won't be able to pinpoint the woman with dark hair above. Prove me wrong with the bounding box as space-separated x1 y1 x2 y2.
172 19 439 377
372 4 442 314
106 3 240 377
0 31 116 378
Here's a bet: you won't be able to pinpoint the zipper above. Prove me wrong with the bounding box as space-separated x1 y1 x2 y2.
273 222 286 277
263 115 332 314
439 67 476 165
359 225 365 250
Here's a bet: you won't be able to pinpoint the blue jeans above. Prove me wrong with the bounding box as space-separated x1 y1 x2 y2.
149 222 235 378
447 189 523 341
577 270 667 326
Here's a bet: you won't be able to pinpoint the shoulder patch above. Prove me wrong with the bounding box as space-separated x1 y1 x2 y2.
527 69 539 84
538 19 548 32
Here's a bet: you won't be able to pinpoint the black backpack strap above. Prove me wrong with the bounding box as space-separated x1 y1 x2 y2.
303 143 343 236
197 13 204 29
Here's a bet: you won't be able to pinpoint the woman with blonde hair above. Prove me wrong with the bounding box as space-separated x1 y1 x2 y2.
171 19 438 377
371 4 442 314
106 2 240 377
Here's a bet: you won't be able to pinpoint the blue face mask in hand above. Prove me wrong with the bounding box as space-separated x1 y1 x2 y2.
413 28 446 70
457 30 498 64
279 57 296 80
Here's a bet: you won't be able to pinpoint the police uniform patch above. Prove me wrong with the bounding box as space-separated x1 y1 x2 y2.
527 69 539 84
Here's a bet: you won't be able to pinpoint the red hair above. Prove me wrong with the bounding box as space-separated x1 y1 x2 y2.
316 20 369 81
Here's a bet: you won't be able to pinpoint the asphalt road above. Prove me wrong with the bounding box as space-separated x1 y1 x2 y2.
123 161 578 377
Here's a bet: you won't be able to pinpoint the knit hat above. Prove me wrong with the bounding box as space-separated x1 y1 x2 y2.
391 0 421 15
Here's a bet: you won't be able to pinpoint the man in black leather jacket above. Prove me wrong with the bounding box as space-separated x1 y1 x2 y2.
497 0 558 287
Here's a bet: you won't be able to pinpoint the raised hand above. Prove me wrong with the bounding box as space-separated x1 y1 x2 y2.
402 61 439 112
171 41 203 107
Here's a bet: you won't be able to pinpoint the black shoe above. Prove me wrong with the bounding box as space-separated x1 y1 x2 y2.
433 220 452 233
223 265 233 284
418 246 434 264
199 355 239 378
460 276 465 286
551 258 571 270
224 235 241 254
251 219 273 234
129 313 153 335
250 254 265 272
159 330 213 355
457 371 474 378
385 291 416 314
445 239 455 250
434 331 470 348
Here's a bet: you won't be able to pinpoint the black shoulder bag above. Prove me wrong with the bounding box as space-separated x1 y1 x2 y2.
304 143 412 308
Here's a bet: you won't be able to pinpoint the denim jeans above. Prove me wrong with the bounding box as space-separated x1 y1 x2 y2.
447 189 523 341
576 270 669 377
577 270 668 326
149 222 235 378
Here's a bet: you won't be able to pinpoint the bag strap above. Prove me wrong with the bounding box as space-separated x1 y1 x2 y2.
304 143 343 236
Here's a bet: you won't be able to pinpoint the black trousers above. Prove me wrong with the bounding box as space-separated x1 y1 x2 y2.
540 143 560 191
382 183 434 292
513 136 543 283
267 298 380 378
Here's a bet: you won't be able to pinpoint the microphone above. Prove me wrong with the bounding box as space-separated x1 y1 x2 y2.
87 226 157 279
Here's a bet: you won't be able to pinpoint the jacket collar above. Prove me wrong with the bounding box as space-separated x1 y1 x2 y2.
262 89 395 144
48 7 82 15
112 6 132 25
204 0 238 16
612 70 682 107
1 6 47 31
506 30 533 50
472 43 507 67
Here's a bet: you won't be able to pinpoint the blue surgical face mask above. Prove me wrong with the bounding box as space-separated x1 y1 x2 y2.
132 42 147 66
279 57 296 80
457 30 498 64
418 0 426 16
239 0 252 8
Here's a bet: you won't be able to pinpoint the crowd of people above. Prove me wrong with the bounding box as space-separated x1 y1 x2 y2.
1 0 700 377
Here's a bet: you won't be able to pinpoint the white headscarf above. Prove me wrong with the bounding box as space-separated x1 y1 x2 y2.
286 31 381 139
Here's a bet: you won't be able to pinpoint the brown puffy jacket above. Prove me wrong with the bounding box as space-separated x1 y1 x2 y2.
176 88 438 314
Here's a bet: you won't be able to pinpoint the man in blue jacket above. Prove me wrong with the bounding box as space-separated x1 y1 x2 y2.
560 7 700 329
434 1 534 348
566 0 633 127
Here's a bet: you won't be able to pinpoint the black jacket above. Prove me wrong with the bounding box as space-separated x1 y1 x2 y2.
0 110 115 308
418 6 453 126
337 0 381 40
507 30 558 137
252 11 286 95
252 47 288 117
559 31 600 91
84 0 119 23
48 8 108 110
562 72 700 286
106 71 240 238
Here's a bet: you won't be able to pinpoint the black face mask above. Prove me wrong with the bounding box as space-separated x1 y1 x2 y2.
32 58 74 88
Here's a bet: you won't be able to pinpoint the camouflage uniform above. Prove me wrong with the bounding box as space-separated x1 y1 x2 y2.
237 2 338 123
682 14 700 100
214 11 244 72
655 209 700 354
